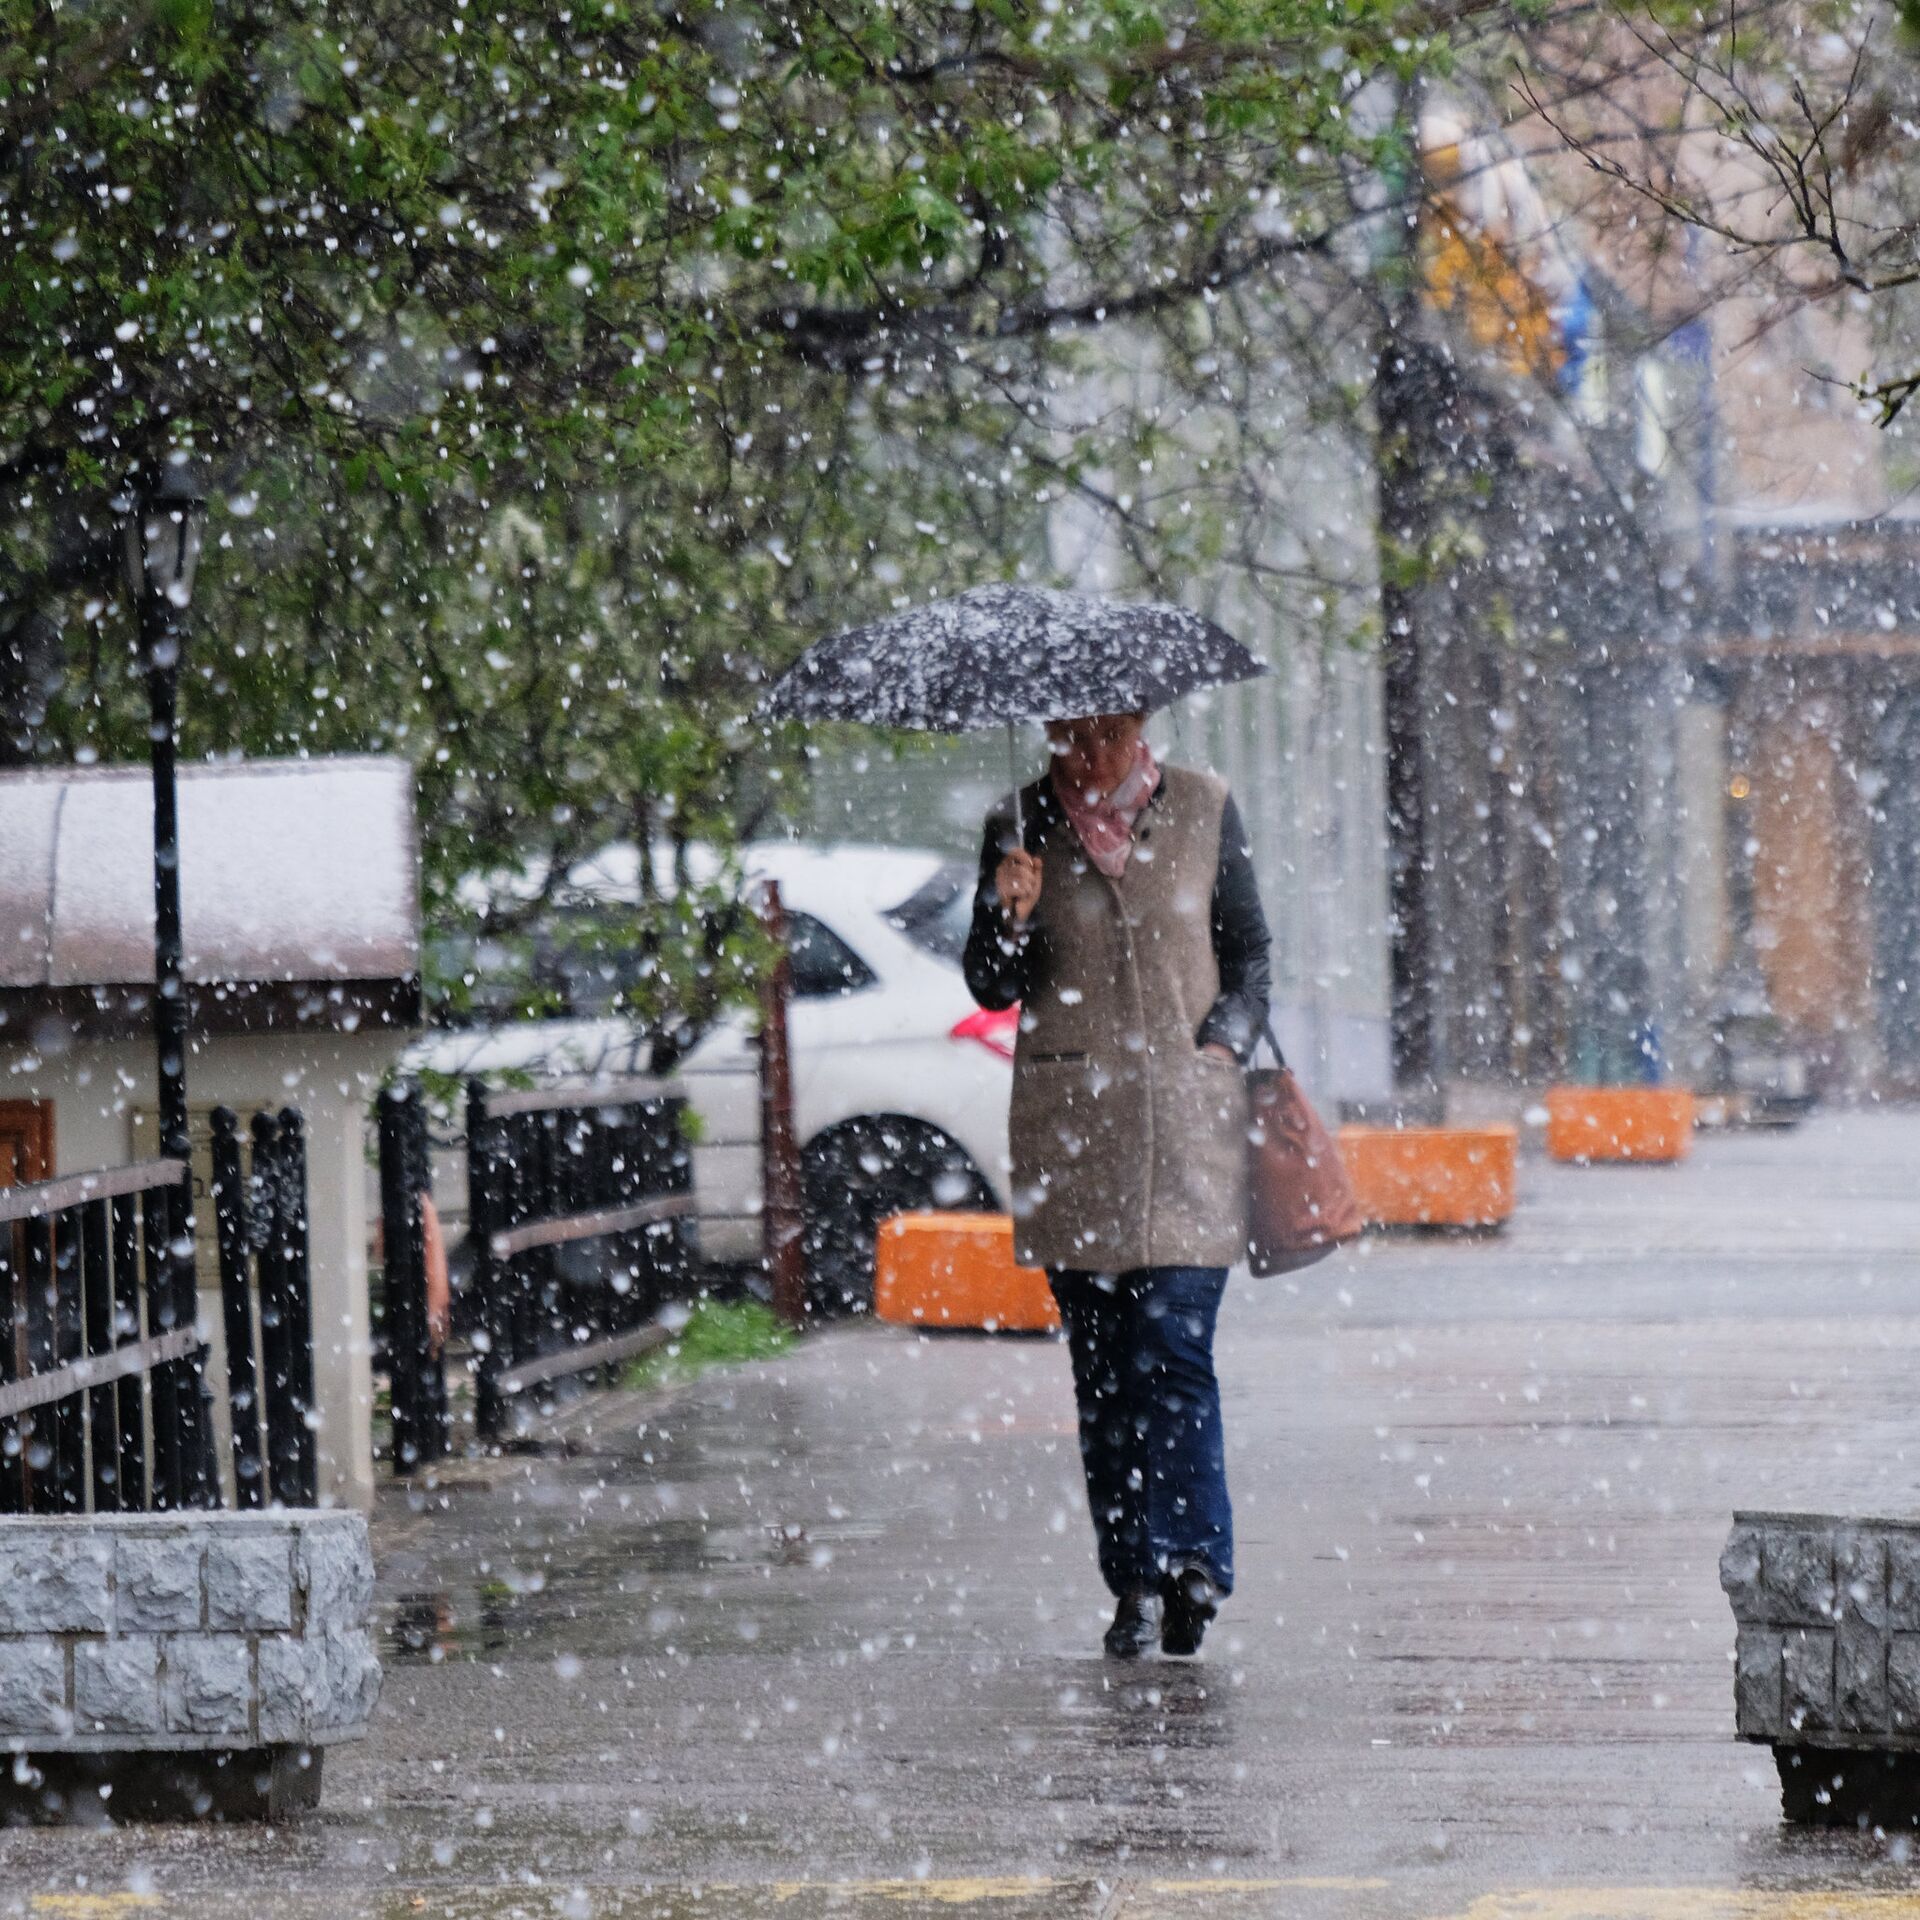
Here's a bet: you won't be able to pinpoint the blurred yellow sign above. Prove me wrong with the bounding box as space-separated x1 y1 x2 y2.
1420 195 1567 383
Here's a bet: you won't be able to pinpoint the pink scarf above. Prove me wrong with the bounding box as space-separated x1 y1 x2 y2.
1053 740 1161 878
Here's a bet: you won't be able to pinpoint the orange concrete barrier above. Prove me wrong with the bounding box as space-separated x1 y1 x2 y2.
1337 1125 1517 1228
1545 1085 1695 1164
874 1212 1060 1333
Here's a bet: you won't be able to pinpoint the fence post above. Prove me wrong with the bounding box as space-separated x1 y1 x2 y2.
380 1085 425 1474
210 1107 264 1508
532 1110 560 1393
415 1093 449 1458
169 1166 218 1509
277 1109 318 1506
658 1094 694 1306
468 1081 504 1444
21 1218 53 1512
109 1195 146 1511
50 1206 85 1509
759 881 807 1329
614 1105 645 1333
0 1223 22 1512
139 1185 183 1510
590 1106 621 1359
80 1198 119 1513
252 1111 310 1507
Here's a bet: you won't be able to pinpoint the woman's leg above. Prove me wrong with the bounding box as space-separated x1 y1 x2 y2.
1131 1265 1233 1594
1048 1270 1152 1596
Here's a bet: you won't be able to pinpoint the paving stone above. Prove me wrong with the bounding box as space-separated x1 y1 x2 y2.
311 1628 381 1730
1837 1618 1889 1734
257 1634 314 1744
1735 1628 1784 1738
300 1516 374 1629
254 1619 382 1743
161 1634 253 1736
115 1531 204 1632
204 1530 294 1631
1720 1524 1765 1622
1766 1529 1838 1626
0 1641 68 1736
1891 1635 1920 1733
74 1639 163 1735
1889 1536 1920 1631
1838 1530 1891 1628
0 1531 111 1633
1784 1628 1837 1734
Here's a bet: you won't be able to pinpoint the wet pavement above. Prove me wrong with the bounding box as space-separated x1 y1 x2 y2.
14 1111 1920 1915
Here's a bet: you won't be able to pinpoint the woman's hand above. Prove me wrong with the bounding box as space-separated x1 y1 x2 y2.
1200 1042 1235 1063
995 850 1044 925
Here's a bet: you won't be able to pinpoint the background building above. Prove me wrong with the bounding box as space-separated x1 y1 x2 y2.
0 756 421 1506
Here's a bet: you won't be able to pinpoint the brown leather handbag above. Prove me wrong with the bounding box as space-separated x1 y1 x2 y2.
1245 1026 1363 1274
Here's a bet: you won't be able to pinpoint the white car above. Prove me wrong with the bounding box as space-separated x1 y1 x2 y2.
406 842 1017 1312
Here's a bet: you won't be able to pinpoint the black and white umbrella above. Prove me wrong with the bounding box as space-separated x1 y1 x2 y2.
761 584 1268 830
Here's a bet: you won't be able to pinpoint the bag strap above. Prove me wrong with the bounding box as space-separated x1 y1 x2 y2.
1257 1019 1287 1069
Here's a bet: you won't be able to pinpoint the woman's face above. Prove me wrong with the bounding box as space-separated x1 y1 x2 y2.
1046 712 1146 800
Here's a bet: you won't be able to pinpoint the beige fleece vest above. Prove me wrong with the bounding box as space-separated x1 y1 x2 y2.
1005 763 1250 1272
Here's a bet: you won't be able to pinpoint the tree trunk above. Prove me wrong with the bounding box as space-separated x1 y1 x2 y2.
1375 318 1440 1098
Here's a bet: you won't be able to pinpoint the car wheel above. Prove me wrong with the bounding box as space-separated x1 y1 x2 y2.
800 1118 995 1319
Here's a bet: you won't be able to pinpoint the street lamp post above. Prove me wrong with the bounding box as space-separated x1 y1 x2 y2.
122 458 207 1162
122 456 214 1508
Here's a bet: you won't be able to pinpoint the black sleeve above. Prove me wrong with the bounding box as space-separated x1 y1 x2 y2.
1195 791 1272 1064
962 810 1034 1011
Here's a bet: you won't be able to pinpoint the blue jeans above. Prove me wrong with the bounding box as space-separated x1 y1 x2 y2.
1048 1265 1233 1598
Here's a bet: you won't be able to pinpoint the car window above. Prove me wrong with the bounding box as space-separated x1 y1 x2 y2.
787 911 877 998
883 863 974 967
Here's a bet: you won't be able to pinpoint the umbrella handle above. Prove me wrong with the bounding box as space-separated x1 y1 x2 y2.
1008 720 1023 846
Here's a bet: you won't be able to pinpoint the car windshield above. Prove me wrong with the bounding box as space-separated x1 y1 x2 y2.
884 862 975 966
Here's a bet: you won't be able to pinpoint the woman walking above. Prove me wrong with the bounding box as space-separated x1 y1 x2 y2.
963 710 1271 1659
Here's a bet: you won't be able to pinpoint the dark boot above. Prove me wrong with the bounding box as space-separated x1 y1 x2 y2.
1159 1562 1220 1657
1103 1586 1161 1659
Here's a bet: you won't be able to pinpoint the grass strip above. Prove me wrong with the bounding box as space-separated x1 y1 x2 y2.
622 1296 793 1393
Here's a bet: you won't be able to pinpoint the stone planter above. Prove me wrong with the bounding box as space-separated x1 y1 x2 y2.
1545 1085 1694 1164
1721 1511 1920 1825
0 1509 379 1823
1336 1125 1517 1228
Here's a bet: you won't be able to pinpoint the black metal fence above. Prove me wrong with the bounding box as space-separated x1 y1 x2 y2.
209 1108 318 1509
0 1112 319 1516
0 1159 216 1513
376 1084 448 1474
465 1078 694 1443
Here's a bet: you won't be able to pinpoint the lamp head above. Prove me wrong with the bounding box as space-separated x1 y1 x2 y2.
122 454 208 611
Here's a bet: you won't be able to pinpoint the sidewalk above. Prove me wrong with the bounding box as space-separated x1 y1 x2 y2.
9 1111 1920 1915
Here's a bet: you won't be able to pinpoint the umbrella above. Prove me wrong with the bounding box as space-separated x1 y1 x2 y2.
760 584 1269 833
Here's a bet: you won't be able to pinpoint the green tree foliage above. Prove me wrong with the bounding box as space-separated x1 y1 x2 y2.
0 0 1477 1033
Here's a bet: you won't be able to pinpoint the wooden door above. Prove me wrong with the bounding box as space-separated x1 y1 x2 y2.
0 1100 50 1509
0 1101 51 1188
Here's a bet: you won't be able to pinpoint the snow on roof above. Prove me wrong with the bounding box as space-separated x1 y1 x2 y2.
0 756 419 990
